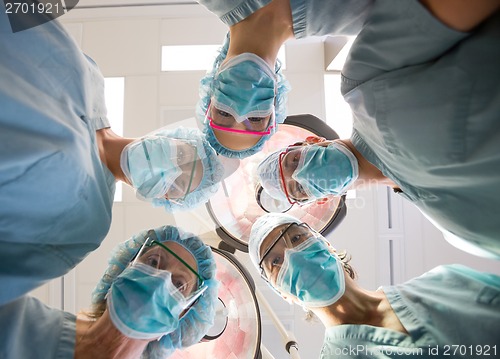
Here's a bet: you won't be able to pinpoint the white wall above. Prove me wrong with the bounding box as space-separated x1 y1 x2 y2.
29 3 500 359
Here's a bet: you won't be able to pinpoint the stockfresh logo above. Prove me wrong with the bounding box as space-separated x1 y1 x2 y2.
4 0 79 33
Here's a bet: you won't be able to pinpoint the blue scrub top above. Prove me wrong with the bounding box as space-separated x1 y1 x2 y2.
0 3 115 306
196 0 374 38
342 1 500 258
321 265 500 358
0 296 77 359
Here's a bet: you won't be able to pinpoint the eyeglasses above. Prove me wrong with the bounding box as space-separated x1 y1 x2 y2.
278 145 311 205
258 222 316 285
205 102 275 136
165 144 198 205
141 140 199 204
133 230 207 307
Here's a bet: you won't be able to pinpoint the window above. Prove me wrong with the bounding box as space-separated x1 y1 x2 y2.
324 74 352 139
326 37 355 71
104 77 125 202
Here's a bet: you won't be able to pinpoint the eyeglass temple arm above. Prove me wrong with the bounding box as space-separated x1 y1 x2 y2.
146 230 205 285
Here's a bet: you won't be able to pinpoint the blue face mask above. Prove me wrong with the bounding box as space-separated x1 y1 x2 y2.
120 136 183 199
292 142 358 199
108 263 185 340
212 53 276 122
276 237 346 307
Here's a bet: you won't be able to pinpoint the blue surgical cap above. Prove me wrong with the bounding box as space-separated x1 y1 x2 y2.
257 149 289 203
92 225 219 359
146 126 223 212
195 32 291 159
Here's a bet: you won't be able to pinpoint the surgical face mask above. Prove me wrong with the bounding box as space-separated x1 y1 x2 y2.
291 143 358 199
212 53 276 124
108 263 185 340
120 136 198 201
275 237 346 307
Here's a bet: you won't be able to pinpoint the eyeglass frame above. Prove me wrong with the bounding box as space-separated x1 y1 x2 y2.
166 144 198 205
141 140 199 205
257 222 316 282
205 101 276 136
278 144 312 206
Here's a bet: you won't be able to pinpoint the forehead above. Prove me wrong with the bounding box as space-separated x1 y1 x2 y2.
258 223 291 259
160 240 198 271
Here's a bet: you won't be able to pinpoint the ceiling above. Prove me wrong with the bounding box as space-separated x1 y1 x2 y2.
65 0 210 20
74 0 198 8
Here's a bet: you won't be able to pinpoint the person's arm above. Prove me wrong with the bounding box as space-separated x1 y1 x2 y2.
420 0 500 32
341 0 470 93
0 296 77 359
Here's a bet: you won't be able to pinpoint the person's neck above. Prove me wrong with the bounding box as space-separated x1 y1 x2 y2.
228 0 294 67
337 139 401 191
75 311 151 359
96 128 135 184
312 277 407 334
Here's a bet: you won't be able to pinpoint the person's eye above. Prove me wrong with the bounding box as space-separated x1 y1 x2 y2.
283 152 299 171
217 110 231 117
290 234 301 244
270 256 282 270
247 117 264 122
145 254 160 269
173 277 188 293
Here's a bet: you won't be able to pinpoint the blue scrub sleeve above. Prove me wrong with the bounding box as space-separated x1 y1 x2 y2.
341 0 468 93
0 296 76 359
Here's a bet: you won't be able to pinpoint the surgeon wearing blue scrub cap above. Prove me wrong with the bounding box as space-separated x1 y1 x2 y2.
82 225 220 359
194 0 371 159
196 32 291 158
248 213 500 359
120 126 223 212
258 138 360 206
